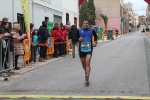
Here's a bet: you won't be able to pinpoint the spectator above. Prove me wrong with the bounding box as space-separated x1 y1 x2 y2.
65 25 70 36
11 23 26 70
61 25 67 56
69 25 79 58
60 23 63 29
0 17 11 69
58 23 63 56
38 21 50 62
51 23 59 57
31 29 38 63
48 21 53 36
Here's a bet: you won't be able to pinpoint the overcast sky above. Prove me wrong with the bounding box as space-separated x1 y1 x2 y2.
124 0 148 16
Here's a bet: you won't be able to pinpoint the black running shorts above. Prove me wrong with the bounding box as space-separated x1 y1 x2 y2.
79 51 92 58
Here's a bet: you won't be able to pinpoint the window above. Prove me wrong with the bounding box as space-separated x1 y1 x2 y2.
66 13 69 25
74 17 77 27
54 15 62 24
45 17 49 27
17 13 25 33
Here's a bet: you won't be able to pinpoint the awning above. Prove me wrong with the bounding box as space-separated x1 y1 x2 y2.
79 0 85 5
144 0 150 4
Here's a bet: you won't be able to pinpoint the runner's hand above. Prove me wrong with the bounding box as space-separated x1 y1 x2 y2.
93 42 97 47
79 37 83 41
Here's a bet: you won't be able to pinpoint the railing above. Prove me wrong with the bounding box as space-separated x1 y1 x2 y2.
0 37 13 76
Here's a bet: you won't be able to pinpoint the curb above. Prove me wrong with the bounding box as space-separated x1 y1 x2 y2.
11 56 69 75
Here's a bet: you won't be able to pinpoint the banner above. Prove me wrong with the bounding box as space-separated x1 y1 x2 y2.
20 0 30 41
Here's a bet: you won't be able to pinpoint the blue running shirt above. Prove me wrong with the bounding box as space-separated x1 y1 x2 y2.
79 28 93 52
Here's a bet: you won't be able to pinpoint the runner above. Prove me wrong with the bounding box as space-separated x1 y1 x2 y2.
78 20 97 86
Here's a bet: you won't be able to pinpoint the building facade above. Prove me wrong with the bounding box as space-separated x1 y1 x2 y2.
123 2 138 32
62 0 79 27
0 0 79 32
94 0 122 31
146 5 150 29
139 16 146 25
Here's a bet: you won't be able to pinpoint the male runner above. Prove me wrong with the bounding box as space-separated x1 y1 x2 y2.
78 20 97 85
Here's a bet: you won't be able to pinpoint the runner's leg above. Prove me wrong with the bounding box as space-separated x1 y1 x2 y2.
85 54 92 77
80 56 86 72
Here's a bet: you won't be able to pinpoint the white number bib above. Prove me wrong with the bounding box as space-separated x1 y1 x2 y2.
81 42 91 52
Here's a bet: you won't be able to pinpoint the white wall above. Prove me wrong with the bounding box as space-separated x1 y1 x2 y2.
33 0 63 12
0 0 79 28
33 4 62 29
0 0 63 29
0 0 12 21
62 0 79 26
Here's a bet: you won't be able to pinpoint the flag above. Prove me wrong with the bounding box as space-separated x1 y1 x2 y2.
20 0 30 41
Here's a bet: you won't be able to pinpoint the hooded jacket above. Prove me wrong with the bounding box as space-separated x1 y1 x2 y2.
47 21 53 35
68 25 79 43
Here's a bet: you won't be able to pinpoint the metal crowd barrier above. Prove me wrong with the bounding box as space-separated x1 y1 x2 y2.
0 37 13 76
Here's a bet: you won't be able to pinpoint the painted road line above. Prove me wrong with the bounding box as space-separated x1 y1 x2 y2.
0 95 150 99
0 95 71 99
71 96 119 99
118 96 150 100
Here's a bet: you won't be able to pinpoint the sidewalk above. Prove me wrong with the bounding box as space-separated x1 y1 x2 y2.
3 34 126 77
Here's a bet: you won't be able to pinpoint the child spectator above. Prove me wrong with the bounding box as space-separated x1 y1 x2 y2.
31 29 38 63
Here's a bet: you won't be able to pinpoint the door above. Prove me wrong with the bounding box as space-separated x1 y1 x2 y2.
54 15 62 24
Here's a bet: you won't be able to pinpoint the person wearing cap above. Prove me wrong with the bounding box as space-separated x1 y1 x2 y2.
0 17 11 70
0 18 10 39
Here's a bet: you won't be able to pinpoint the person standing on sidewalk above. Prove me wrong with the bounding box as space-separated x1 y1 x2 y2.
78 20 97 86
11 23 26 70
52 23 59 58
0 17 11 70
31 29 38 64
58 23 63 57
38 21 50 62
69 25 79 58
61 25 67 56
47 21 53 35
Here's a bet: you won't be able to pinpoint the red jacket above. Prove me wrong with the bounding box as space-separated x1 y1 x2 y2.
59 29 63 41
24 31 32 43
61 30 67 41
52 30 59 41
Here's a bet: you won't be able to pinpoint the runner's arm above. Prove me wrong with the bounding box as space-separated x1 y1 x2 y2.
92 29 97 43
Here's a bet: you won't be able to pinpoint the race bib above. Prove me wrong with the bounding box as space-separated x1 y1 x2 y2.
81 42 91 52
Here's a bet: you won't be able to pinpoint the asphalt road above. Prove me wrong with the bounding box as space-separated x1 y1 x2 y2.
0 29 150 97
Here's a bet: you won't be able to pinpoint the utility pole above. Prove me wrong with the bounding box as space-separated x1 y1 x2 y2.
12 0 14 24
31 0 34 24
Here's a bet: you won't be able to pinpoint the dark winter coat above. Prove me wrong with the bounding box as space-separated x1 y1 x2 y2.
38 26 50 43
0 25 10 34
68 25 79 44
